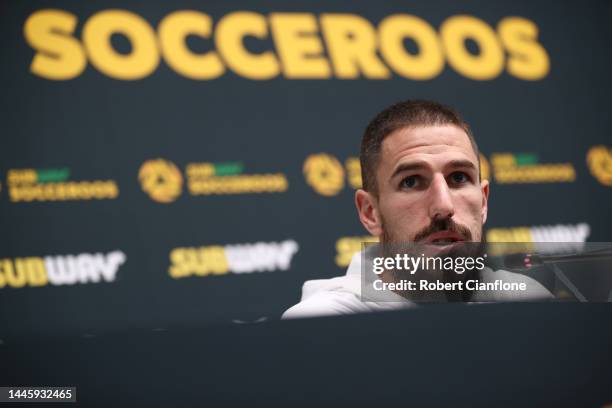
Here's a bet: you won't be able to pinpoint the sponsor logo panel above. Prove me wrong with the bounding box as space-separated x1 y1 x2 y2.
303 153 361 196
491 153 575 183
0 250 126 289
187 162 287 196
139 159 288 203
6 168 119 202
486 223 590 255
138 159 183 203
169 240 299 279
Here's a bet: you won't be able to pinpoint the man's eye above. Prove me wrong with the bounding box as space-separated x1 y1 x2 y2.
450 172 469 184
400 176 419 189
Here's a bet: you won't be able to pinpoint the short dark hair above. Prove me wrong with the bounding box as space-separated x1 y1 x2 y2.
360 100 479 195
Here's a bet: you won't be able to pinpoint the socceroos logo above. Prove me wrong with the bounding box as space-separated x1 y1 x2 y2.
139 158 288 202
186 162 287 195
586 145 612 186
303 153 361 196
303 154 345 196
6 167 118 202
138 159 183 203
490 152 575 183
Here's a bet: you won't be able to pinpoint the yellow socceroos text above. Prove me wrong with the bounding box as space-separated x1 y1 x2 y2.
24 10 549 81
8 181 118 202
186 163 287 195
138 159 289 203
491 154 575 184
7 169 118 202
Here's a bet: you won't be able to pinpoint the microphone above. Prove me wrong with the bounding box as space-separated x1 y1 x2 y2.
503 248 612 270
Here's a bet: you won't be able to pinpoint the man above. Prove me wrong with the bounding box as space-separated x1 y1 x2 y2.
283 100 553 319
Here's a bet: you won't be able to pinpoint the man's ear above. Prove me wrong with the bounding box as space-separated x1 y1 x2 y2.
480 179 490 225
355 189 383 236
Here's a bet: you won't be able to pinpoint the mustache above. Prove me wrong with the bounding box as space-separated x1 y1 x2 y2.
413 218 473 242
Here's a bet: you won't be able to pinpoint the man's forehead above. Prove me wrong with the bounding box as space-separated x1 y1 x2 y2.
381 125 477 163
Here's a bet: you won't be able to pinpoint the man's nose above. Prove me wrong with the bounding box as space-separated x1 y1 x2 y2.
428 174 455 220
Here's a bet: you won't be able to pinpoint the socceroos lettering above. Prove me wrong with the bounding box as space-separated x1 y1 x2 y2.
24 10 549 81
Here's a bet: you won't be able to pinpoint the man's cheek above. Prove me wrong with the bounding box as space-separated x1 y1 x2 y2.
460 191 484 217
392 217 417 242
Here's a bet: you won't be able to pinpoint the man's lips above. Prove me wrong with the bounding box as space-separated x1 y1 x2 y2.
423 230 465 244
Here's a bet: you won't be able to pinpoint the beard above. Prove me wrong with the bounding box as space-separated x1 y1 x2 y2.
380 215 486 301
381 215 475 244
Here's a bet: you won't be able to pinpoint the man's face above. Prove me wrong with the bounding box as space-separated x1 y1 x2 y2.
356 125 489 244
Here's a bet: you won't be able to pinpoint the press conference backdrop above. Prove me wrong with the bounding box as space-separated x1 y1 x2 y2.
1 0 611 338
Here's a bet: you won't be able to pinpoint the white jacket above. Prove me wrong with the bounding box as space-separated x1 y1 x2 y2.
282 247 553 319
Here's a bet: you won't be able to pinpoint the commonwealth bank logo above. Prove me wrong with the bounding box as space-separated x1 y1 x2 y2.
586 145 612 186
138 159 183 203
